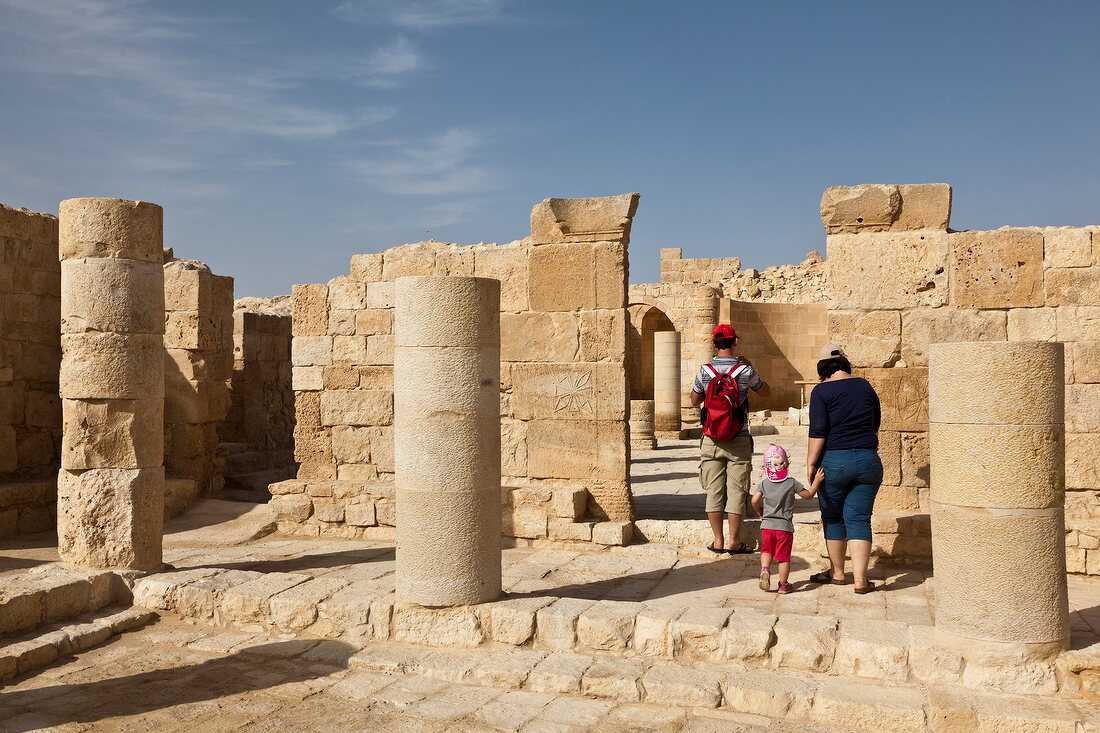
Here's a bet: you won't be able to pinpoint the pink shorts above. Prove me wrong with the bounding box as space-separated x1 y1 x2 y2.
760 529 793 563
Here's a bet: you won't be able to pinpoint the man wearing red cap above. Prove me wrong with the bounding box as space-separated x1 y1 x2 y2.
690 324 771 553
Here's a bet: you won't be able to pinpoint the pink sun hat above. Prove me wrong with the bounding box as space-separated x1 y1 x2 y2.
763 444 790 482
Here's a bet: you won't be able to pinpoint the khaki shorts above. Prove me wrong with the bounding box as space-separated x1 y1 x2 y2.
700 434 753 515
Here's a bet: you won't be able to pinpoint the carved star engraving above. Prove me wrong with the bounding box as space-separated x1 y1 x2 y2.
553 371 594 414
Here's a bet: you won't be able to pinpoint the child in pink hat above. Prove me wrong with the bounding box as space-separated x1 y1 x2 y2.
751 444 822 594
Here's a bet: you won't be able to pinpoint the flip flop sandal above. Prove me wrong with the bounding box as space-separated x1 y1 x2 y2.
706 542 725 554
726 542 754 554
854 581 877 594
809 571 845 584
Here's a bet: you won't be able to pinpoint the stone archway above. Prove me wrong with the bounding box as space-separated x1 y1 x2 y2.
627 303 675 401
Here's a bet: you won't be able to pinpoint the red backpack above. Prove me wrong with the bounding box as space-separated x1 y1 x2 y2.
701 362 748 441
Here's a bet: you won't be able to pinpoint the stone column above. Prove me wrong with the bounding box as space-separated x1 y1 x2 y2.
688 286 720 423
58 198 166 570
629 399 656 450
929 341 1068 663
653 331 681 435
394 276 501 606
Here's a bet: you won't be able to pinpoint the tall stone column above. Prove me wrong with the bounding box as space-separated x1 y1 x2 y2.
58 198 166 570
929 341 1069 663
688 286 720 423
394 276 501 606
653 331 681 435
629 399 656 450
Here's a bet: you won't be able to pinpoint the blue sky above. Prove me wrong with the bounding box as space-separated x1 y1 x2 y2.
2 1 1098 297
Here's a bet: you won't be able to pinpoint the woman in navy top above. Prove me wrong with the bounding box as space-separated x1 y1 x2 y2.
806 343 882 593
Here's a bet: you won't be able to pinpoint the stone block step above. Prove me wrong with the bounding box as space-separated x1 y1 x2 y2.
0 606 156 681
1 564 128 637
140 625 1096 731
130 566 965 691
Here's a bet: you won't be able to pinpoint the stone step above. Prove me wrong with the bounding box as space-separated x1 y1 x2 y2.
0 606 156 681
139 623 1097 732
0 564 128 637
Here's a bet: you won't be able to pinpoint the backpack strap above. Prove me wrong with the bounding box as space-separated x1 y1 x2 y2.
729 364 748 380
702 363 719 379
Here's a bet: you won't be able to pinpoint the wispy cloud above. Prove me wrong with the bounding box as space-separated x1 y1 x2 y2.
350 128 498 196
0 0 394 141
333 0 514 30
347 36 425 87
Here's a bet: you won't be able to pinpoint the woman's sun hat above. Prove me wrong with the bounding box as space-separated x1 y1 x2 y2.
763 444 789 482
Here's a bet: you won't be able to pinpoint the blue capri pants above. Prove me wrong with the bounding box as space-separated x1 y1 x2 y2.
818 448 882 542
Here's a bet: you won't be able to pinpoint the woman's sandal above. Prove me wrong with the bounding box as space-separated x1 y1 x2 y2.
809 571 846 585
853 581 877 594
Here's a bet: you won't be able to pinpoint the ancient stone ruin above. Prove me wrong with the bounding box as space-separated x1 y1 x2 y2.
1 186 1098 730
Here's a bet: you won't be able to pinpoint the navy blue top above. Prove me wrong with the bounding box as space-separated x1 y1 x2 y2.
808 377 881 450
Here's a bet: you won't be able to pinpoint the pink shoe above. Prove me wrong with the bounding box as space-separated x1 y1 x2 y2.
777 581 792 595
759 568 771 591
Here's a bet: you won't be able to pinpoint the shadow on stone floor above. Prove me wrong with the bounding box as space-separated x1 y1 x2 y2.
0 639 356 731
196 547 395 574
630 471 699 485
510 554 819 602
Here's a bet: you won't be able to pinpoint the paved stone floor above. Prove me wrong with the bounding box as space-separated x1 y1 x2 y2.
0 618 855 733
631 434 806 521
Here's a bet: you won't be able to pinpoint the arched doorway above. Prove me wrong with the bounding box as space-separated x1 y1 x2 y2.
627 303 676 401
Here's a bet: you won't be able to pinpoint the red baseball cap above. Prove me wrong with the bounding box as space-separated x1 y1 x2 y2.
712 324 736 340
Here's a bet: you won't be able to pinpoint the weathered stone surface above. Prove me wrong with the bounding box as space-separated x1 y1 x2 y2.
907 626 962 683
61 259 164 335
291 336 333 367
473 246 528 313
894 183 952 231
57 467 164 570
393 603 484 648
1066 433 1100 490
857 368 927 432
641 663 721 708
500 312 579 363
535 599 594 651
59 198 163 263
292 284 329 337
61 398 162 469
1047 266 1100 306
1056 306 1100 342
810 679 925 730
319 390 393 427
826 310 900 368
526 420 627 483
1045 227 1093 268
1007 307 1057 342
876 430 901 486
525 651 592 693
1073 341 1100 383
718 610 776 662
832 619 910 681
929 342 1062 426
576 600 641 651
820 185 901 234
900 309 1006 366
60 333 164 399
770 614 837 672
511 363 626 421
900 431 929 488
530 194 639 244
487 597 553 645
670 607 731 659
826 231 950 309
720 666 815 720
220 572 308 623
592 522 632 546
950 228 1045 308
580 656 644 701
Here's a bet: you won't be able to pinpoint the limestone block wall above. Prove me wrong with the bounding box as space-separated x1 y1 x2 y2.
222 306 294 451
726 300 827 411
822 183 1100 575
0 205 61 537
659 248 741 284
285 194 636 535
162 259 234 516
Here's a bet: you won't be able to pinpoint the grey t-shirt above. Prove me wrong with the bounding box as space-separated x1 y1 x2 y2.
751 477 805 533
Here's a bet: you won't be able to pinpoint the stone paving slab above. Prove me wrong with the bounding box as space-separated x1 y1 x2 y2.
1 618 1096 732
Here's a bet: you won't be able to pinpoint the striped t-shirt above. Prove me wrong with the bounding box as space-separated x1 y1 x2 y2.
692 356 763 438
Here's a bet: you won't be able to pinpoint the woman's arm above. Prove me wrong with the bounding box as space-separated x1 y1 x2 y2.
807 437 825 485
